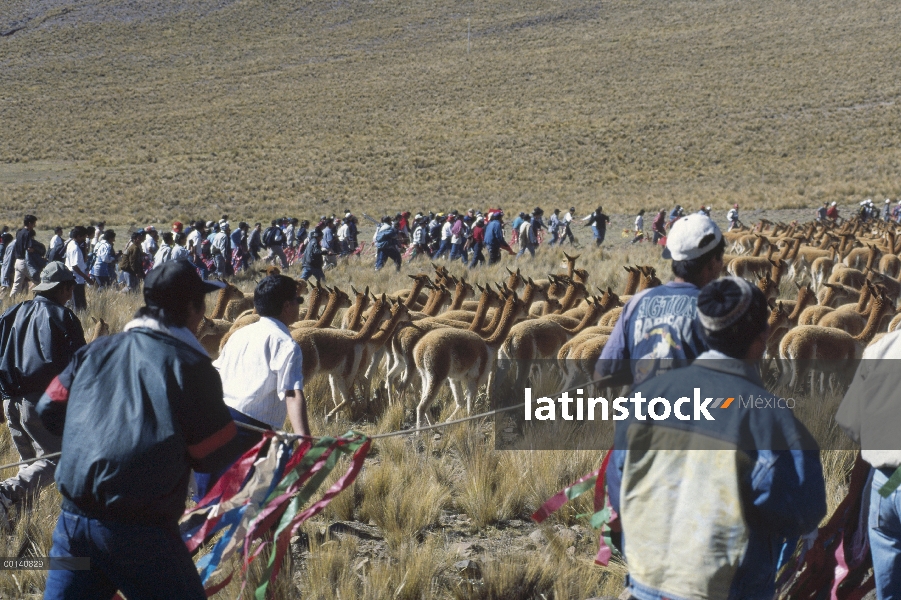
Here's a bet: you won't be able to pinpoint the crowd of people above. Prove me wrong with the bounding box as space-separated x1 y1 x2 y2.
0 256 310 598
0 207 613 304
0 202 857 315
3 202 901 598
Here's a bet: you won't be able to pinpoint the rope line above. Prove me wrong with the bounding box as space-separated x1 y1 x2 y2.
0 376 615 472
0 452 61 471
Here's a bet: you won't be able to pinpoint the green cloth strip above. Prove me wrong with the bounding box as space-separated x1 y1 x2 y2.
878 464 901 498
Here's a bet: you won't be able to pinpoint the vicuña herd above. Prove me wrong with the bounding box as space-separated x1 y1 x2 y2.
184 217 901 426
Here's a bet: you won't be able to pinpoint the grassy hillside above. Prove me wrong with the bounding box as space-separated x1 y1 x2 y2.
2 0 901 226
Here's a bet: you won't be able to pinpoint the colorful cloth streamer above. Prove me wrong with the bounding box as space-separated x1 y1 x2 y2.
179 430 371 597
775 453 874 600
531 449 620 566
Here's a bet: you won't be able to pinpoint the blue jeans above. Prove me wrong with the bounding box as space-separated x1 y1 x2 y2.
213 254 233 277
300 266 326 282
375 247 401 271
871 467 901 599
548 230 559 245
433 238 452 259
592 226 606 246
469 242 485 268
44 510 206 600
517 244 535 258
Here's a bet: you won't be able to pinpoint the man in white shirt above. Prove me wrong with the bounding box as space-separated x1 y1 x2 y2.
214 274 309 436
186 221 204 260
517 214 536 258
90 221 105 252
560 207 577 245
434 215 454 259
337 220 349 253
48 227 64 259
141 226 159 257
64 226 94 311
210 223 233 278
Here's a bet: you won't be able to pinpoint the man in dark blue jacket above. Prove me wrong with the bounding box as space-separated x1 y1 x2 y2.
374 216 402 272
0 261 85 526
483 210 514 265
38 260 244 600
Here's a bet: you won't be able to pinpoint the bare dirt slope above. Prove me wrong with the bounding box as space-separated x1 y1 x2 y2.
2 0 901 226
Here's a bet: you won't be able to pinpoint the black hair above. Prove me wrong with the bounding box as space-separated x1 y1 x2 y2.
271 219 278 226
173 232 185 244
671 236 726 282
103 229 116 241
71 226 88 239
254 275 298 318
36 280 75 303
698 282 769 358
24 214 37 225
161 231 174 244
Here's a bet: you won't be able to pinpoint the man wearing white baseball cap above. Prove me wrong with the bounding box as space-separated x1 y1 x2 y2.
596 213 725 385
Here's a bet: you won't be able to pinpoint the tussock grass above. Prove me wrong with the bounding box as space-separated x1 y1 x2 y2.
452 428 525 529
4 0 901 226
358 439 452 550
0 243 867 598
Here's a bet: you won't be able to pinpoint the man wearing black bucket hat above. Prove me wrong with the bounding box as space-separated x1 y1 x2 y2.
38 260 244 599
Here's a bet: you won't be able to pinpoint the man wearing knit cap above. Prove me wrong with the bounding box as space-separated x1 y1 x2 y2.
597 213 725 385
608 277 826 600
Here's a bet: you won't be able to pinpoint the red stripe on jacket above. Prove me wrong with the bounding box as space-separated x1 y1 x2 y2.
188 422 237 459
45 376 70 402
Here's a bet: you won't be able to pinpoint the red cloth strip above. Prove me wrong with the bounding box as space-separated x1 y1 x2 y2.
188 422 237 460
184 434 272 552
45 376 69 402
594 450 611 513
243 442 339 549
267 439 371 584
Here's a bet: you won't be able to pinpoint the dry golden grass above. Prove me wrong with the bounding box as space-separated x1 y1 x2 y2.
0 243 859 598
3 0 901 227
